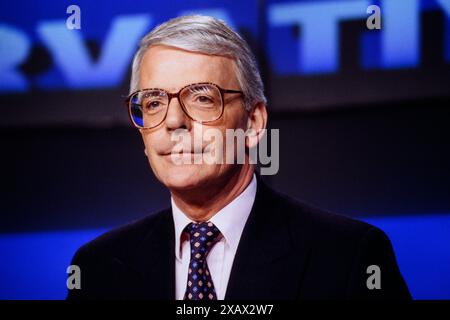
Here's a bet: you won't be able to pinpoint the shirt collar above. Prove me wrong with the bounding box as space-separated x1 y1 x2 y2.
171 174 257 261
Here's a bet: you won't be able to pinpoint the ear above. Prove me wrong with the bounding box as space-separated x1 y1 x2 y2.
246 101 268 149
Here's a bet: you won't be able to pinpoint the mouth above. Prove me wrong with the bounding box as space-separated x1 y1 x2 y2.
161 150 204 156
161 146 212 156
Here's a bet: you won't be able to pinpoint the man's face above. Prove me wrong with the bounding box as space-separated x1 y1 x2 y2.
139 45 249 191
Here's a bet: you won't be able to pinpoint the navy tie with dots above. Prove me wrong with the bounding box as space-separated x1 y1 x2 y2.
184 221 222 300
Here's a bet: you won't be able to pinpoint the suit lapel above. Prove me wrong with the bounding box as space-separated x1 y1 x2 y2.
225 176 311 299
129 209 176 299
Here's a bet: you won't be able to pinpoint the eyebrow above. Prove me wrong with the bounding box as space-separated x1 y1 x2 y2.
142 80 226 93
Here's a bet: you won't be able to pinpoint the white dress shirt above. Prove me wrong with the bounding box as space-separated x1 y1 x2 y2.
171 174 257 300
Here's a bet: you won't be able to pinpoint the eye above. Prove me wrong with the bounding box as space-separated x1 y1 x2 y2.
196 95 214 104
147 101 162 108
140 90 167 112
142 100 165 114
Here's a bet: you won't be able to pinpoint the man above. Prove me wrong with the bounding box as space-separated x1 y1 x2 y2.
67 15 410 300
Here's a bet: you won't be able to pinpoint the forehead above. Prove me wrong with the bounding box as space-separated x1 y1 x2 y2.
139 45 238 91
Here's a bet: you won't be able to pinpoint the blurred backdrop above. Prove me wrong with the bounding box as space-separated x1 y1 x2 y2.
1 0 450 299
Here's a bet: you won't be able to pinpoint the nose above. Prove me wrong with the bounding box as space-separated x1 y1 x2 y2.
164 96 191 131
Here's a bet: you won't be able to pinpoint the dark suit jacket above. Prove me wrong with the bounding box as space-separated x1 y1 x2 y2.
67 176 411 299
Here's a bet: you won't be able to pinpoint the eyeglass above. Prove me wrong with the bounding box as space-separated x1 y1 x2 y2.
124 82 244 129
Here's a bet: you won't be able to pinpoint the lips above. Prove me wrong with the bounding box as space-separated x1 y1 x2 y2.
162 150 205 156
160 145 209 156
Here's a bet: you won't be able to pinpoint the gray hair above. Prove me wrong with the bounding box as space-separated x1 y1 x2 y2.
129 15 266 111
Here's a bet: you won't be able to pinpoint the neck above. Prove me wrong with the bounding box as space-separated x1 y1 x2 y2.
171 164 255 222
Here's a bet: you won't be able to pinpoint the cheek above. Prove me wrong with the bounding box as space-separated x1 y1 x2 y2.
142 141 168 181
140 134 151 157
212 110 248 158
141 129 164 150
140 132 160 164
222 105 248 130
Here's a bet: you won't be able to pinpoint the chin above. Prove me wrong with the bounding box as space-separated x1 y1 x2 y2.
158 163 215 191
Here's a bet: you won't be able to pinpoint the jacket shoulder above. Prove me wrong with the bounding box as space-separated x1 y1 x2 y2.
264 185 410 298
72 208 170 263
265 184 377 241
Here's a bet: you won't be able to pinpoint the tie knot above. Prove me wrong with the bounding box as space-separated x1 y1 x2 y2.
185 222 221 260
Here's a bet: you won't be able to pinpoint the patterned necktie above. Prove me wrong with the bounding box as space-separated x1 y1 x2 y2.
183 221 221 300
